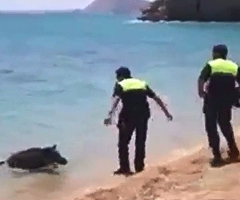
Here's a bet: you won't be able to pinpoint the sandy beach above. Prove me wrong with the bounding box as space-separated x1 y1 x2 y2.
61 129 240 200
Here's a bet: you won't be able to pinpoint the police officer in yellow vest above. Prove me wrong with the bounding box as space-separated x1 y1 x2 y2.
104 67 173 175
198 44 240 167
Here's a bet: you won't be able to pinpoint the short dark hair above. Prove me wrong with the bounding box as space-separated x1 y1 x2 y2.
213 44 228 58
115 67 131 78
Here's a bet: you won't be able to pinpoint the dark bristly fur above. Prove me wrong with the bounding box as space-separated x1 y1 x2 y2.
0 144 68 171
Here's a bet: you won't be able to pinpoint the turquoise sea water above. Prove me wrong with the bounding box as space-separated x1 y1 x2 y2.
0 13 240 199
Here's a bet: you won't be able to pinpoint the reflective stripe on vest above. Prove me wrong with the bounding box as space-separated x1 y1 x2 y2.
208 58 238 76
118 78 147 92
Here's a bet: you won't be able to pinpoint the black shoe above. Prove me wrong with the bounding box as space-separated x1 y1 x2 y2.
210 157 225 167
113 168 133 176
135 168 144 174
227 149 240 161
135 165 144 173
135 161 145 173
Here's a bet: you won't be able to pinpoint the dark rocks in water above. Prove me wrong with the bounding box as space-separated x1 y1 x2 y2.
137 0 167 22
138 2 168 22
138 0 240 22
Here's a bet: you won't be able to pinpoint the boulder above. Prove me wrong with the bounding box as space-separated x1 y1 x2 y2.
138 0 240 22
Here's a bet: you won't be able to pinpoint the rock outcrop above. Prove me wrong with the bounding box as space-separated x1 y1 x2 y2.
84 0 148 15
138 0 240 22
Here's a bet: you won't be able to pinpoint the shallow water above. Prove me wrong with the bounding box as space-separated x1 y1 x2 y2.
0 13 240 199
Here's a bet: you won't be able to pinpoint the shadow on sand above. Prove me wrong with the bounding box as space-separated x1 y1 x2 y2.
10 168 60 178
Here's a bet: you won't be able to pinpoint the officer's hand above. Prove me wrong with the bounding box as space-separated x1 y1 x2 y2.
104 117 112 126
166 113 173 121
198 91 206 99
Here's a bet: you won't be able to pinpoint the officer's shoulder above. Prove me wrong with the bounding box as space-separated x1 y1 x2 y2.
128 77 147 84
203 61 211 69
207 61 212 65
114 82 122 88
230 60 239 66
114 83 123 93
225 60 239 68
207 59 221 66
134 77 147 82
138 78 148 86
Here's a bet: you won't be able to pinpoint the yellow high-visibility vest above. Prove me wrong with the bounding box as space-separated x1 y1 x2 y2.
208 58 238 76
118 78 147 92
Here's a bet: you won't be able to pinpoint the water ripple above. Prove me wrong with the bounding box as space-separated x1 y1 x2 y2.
7 74 47 84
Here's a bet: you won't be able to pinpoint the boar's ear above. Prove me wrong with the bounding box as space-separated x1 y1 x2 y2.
52 144 57 150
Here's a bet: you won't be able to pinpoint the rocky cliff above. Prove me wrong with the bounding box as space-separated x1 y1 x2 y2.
138 0 240 22
84 0 148 15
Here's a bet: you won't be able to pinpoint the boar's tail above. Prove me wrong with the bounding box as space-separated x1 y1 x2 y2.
0 161 5 165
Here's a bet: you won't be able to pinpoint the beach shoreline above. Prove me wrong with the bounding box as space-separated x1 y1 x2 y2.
58 127 240 200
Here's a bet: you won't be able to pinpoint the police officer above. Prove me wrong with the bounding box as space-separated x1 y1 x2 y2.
198 44 240 167
104 67 173 175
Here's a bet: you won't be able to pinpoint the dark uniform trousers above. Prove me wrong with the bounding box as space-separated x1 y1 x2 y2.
117 115 149 171
203 99 238 158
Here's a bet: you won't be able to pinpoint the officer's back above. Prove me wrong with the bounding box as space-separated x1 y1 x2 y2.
114 74 155 120
198 44 240 166
200 46 239 107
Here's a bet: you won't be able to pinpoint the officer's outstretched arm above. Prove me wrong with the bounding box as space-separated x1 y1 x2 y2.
108 96 120 117
104 96 120 126
153 95 173 121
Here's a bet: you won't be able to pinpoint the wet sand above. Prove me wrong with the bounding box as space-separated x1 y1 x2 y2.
61 130 240 200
